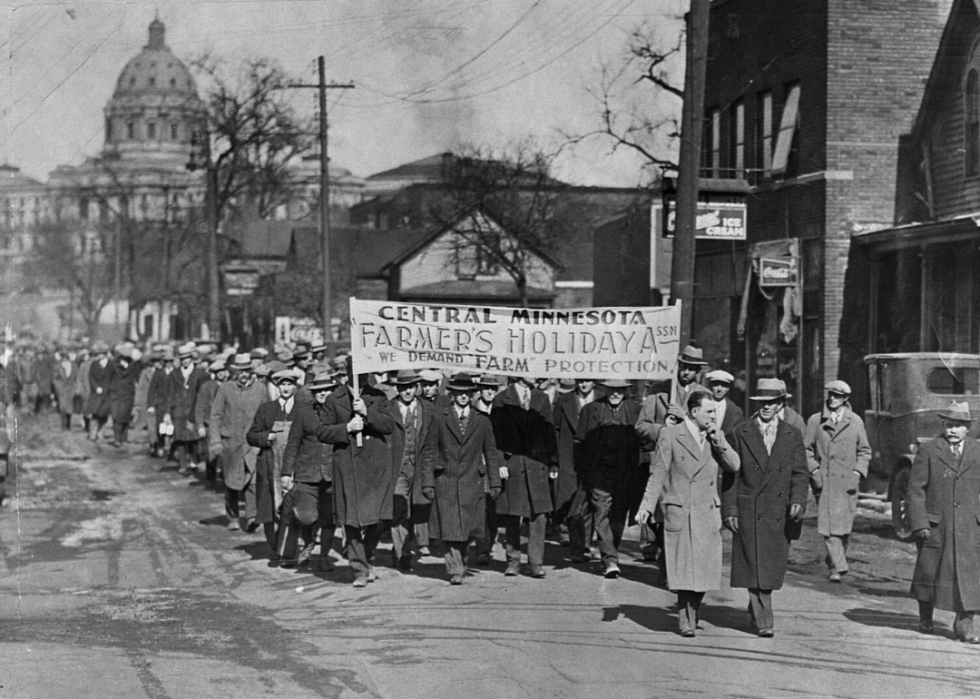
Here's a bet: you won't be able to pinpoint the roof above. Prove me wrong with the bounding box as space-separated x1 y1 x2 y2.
0 164 44 190
234 218 294 258
400 280 555 301
113 19 198 99
367 153 454 183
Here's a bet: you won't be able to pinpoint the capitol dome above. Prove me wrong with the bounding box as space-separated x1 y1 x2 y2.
102 17 206 165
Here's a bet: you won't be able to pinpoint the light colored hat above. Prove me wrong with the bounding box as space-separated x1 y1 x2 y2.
309 370 340 391
276 348 294 363
177 342 196 359
130 348 142 362
938 401 976 423
678 345 708 366
477 373 507 387
825 380 851 396
115 344 133 359
272 367 303 384
419 369 443 383
600 378 631 389
310 342 327 354
391 369 421 385
706 370 734 384
230 353 252 371
208 359 227 372
750 378 787 401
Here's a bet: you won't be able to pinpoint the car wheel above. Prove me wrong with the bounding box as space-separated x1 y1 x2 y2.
891 466 914 542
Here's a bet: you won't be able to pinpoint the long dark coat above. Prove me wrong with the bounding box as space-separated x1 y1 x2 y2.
491 385 557 518
247 399 296 524
51 360 76 415
165 366 210 442
719 397 745 435
282 399 332 483
108 358 140 424
422 405 502 542
909 436 980 611
87 359 115 418
387 397 435 509
553 390 588 512
316 384 395 528
723 418 809 590
804 407 872 536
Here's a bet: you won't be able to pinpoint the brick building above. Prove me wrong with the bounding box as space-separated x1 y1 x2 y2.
694 0 950 415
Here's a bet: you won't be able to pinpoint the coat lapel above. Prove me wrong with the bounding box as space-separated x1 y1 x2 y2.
741 419 771 471
443 407 463 443
936 437 959 472
958 439 980 478
758 422 793 490
675 422 705 463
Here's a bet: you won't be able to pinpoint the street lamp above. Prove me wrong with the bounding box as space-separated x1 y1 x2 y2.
186 130 221 342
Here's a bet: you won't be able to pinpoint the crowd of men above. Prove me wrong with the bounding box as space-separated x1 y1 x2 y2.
2 336 977 642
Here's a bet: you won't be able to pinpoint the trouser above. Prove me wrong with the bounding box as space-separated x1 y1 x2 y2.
174 441 195 471
112 419 130 444
415 520 430 549
591 472 630 567
919 600 978 638
824 534 849 573
502 513 547 566
345 523 381 577
90 416 108 440
677 590 705 633
225 481 257 523
60 413 72 430
391 474 415 561
443 540 468 575
477 494 499 556
567 482 594 557
277 481 327 560
748 589 774 631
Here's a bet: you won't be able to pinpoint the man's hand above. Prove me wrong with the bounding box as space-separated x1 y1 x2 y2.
422 486 435 501
548 466 558 480
635 509 653 526
347 415 364 433
706 425 725 448
789 504 804 521
267 431 278 444
197 426 207 439
666 403 686 424
915 528 931 543
489 486 501 500
351 397 366 416
211 442 223 457
147 406 155 414
499 466 509 480
724 516 739 533
280 475 294 492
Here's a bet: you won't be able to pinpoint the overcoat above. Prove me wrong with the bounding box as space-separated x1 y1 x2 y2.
723 418 809 590
780 405 806 434
165 366 210 442
282 399 332 483
74 358 92 411
639 421 740 592
635 382 710 451
247 399 295 524
804 407 871 536
209 379 266 491
51 360 76 415
421 404 502 542
107 358 140 424
552 390 588 511
316 384 395 528
718 397 745 435
195 379 218 433
908 436 980 611
387 396 436 509
87 358 115 418
132 365 154 432
36 353 54 401
491 385 557 518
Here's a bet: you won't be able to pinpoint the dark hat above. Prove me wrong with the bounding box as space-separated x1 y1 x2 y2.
292 347 311 360
419 369 443 383
938 400 976 423
309 370 340 391
749 378 787 401
678 345 708 366
476 373 506 388
447 372 477 392
391 369 421 386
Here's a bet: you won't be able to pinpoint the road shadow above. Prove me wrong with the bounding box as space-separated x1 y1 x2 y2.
842 606 954 639
602 604 675 635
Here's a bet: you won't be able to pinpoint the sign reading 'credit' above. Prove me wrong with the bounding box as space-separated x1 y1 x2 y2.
664 201 747 240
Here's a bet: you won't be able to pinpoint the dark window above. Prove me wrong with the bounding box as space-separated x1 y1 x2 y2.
755 90 773 179
148 76 156 88
127 121 135 139
79 197 89 220
967 70 980 177
729 100 744 179
171 122 179 140
927 367 980 395
106 119 113 140
147 122 156 139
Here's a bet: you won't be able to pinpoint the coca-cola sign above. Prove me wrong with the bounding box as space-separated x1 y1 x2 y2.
664 201 746 240
759 257 799 287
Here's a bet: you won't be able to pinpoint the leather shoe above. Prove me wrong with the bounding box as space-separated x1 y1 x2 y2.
396 556 413 572
959 634 980 644
297 544 316 567
604 564 621 579
829 572 842 583
757 628 774 638
352 576 368 588
680 628 695 638
504 563 520 577
476 553 490 567
529 564 546 579
918 620 934 635
450 574 463 585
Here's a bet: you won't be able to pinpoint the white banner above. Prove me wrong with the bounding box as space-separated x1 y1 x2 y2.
349 298 681 380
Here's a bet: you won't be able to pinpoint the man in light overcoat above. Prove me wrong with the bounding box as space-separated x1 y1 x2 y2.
804 380 871 581
637 390 740 636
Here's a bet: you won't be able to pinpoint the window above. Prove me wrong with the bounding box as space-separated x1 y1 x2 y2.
771 83 800 176
730 100 745 179
702 107 721 177
147 121 156 139
756 91 773 177
927 367 980 395
106 119 113 140
148 76 156 88
79 197 89 220
127 121 135 139
171 122 179 140
967 70 980 176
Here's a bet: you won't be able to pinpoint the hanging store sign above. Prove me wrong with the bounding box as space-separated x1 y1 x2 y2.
275 317 324 345
663 201 747 240
758 257 799 287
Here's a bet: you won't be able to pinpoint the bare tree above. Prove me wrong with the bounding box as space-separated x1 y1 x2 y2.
430 144 569 308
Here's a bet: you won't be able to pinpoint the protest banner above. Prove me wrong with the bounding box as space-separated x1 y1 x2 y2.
349 298 681 380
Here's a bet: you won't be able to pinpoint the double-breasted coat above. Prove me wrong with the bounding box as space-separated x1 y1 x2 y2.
804 407 871 536
247 399 296 524
553 390 588 512
387 396 436 511
87 358 115 418
165 367 210 442
421 404 503 542
639 421 740 592
723 419 809 590
209 379 267 491
909 436 980 611
316 384 395 528
491 385 557 518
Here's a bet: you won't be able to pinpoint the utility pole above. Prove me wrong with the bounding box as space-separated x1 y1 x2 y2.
671 0 711 345
187 131 221 342
286 58 353 356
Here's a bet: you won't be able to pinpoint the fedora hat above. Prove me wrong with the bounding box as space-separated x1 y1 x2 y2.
476 373 506 388
208 359 227 373
250 347 269 360
938 400 976 423
230 353 252 371
447 372 477 392
600 378 632 389
391 369 421 386
309 370 340 391
177 342 196 359
419 369 443 383
750 377 788 401
678 345 708 366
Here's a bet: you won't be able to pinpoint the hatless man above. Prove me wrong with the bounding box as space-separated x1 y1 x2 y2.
909 401 980 643
804 380 871 582
723 378 809 637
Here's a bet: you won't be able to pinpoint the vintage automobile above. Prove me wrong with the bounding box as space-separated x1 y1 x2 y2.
864 353 980 541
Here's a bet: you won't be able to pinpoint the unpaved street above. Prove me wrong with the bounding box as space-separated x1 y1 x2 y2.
2 415 979 699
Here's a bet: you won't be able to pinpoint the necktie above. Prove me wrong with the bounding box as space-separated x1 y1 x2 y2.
458 409 468 434
520 388 530 411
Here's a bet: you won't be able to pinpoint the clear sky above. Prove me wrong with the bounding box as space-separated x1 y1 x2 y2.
0 0 686 188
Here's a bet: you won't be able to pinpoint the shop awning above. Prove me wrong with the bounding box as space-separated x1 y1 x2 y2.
854 214 980 252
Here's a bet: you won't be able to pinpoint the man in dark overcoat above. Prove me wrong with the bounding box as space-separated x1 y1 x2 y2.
386 369 435 571
909 401 980 642
165 343 210 474
51 349 77 430
553 378 596 561
87 342 115 441
722 378 809 637
107 345 141 446
421 373 502 584
147 348 175 457
316 359 395 587
491 375 557 578
576 378 642 578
